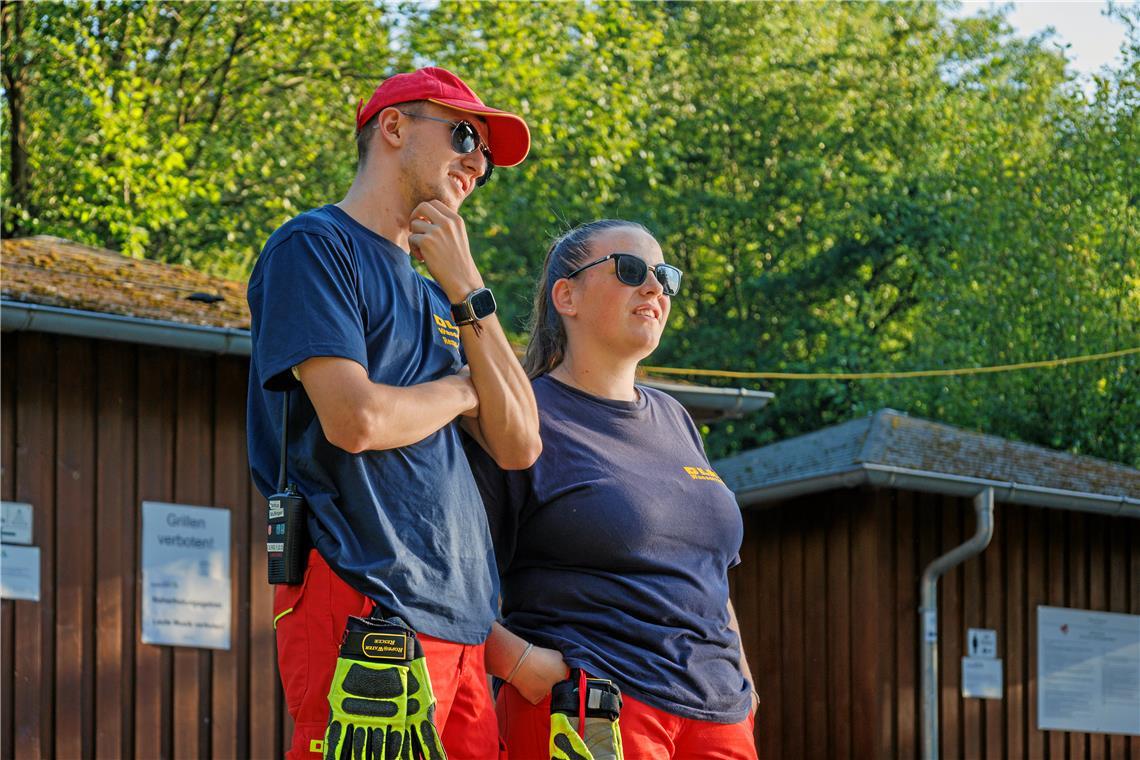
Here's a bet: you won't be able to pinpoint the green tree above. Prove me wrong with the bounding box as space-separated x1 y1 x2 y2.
3 0 1135 464
398 0 667 332
2 0 389 275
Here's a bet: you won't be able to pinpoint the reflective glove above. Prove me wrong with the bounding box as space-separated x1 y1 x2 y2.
322 615 416 760
405 643 446 760
549 711 594 760
549 673 624 760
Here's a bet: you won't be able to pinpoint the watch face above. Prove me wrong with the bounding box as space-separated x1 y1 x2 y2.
470 288 497 319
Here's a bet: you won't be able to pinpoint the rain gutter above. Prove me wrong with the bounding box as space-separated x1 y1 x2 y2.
1 300 768 416
733 462 1139 518
920 488 995 760
1 300 251 356
640 379 772 419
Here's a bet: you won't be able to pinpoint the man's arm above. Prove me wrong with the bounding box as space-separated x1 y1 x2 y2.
409 200 541 470
457 316 541 469
298 356 477 454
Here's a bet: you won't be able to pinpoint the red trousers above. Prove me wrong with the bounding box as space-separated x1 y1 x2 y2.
273 550 500 760
496 680 758 760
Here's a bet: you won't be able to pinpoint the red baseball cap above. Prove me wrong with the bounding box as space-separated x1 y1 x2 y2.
355 67 531 167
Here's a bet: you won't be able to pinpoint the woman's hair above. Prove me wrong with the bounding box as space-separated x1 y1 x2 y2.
522 219 651 379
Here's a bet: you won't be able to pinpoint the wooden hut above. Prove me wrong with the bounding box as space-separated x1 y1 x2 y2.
716 409 1140 759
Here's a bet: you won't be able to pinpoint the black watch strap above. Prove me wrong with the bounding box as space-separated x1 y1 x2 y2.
451 299 476 326
451 288 496 326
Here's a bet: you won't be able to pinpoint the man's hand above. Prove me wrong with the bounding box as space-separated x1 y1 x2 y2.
408 200 484 302
456 366 479 419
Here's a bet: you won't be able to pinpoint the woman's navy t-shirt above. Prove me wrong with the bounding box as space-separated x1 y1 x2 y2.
466 375 752 722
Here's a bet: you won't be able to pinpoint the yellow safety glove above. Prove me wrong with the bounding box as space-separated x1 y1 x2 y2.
406 645 447 760
549 673 624 760
550 710 595 760
322 615 417 760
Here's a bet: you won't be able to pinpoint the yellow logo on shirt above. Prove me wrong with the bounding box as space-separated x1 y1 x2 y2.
684 466 724 484
434 313 460 349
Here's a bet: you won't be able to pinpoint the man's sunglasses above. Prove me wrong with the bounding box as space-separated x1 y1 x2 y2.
565 253 683 296
396 111 494 187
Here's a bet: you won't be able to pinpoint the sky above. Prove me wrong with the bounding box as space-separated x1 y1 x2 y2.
950 1 1132 80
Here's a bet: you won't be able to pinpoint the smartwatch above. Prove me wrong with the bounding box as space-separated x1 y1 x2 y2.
451 287 497 326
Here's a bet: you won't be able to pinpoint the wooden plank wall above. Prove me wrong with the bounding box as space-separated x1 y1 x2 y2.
0 332 287 759
4 328 1139 759
732 486 1140 760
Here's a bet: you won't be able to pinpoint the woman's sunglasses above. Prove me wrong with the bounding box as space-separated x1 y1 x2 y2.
565 253 682 296
397 111 494 186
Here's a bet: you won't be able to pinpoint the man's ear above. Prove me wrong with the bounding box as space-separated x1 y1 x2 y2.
551 278 577 317
374 107 404 148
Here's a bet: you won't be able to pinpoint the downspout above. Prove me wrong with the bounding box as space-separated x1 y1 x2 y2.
919 487 994 760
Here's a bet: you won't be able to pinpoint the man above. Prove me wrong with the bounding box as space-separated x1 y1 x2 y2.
246 67 541 759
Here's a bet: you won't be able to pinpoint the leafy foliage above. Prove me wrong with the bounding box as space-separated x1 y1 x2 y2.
2 0 389 274
3 1 1137 464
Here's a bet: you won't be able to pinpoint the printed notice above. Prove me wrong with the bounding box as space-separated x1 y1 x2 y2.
1038 606 1140 736
0 544 40 601
962 657 1003 699
141 501 231 650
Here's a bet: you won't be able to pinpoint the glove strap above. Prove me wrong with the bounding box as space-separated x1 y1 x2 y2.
338 615 423 665
551 670 623 722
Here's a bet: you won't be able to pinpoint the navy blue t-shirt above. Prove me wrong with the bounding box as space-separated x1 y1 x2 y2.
467 375 751 722
247 204 497 644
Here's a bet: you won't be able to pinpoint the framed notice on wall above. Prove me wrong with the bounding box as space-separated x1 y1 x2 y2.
140 501 231 650
1037 606 1140 736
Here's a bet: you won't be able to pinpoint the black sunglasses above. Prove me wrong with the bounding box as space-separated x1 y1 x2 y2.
397 111 494 187
565 253 682 296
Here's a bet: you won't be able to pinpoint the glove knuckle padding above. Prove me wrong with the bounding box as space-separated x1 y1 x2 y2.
345 662 405 698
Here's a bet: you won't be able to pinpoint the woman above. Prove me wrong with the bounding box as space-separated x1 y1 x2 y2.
467 220 758 759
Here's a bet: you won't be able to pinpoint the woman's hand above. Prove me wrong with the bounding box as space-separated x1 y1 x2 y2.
510 645 570 705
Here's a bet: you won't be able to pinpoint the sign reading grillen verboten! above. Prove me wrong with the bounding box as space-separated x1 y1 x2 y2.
141 501 231 650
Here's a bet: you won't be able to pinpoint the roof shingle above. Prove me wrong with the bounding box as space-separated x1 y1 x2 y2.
2 236 249 329
715 408 1140 501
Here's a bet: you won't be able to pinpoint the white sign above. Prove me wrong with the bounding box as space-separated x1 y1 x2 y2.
1 502 33 545
923 610 938 643
1038 606 1140 736
962 657 1003 699
141 502 231 650
968 628 998 658
1 544 41 601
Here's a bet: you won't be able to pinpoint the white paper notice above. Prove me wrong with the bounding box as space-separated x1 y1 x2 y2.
0 544 40 601
962 657 1003 699
1038 606 1140 736
141 501 231 650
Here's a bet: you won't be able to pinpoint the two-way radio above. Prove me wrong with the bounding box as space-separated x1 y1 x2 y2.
267 390 307 584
